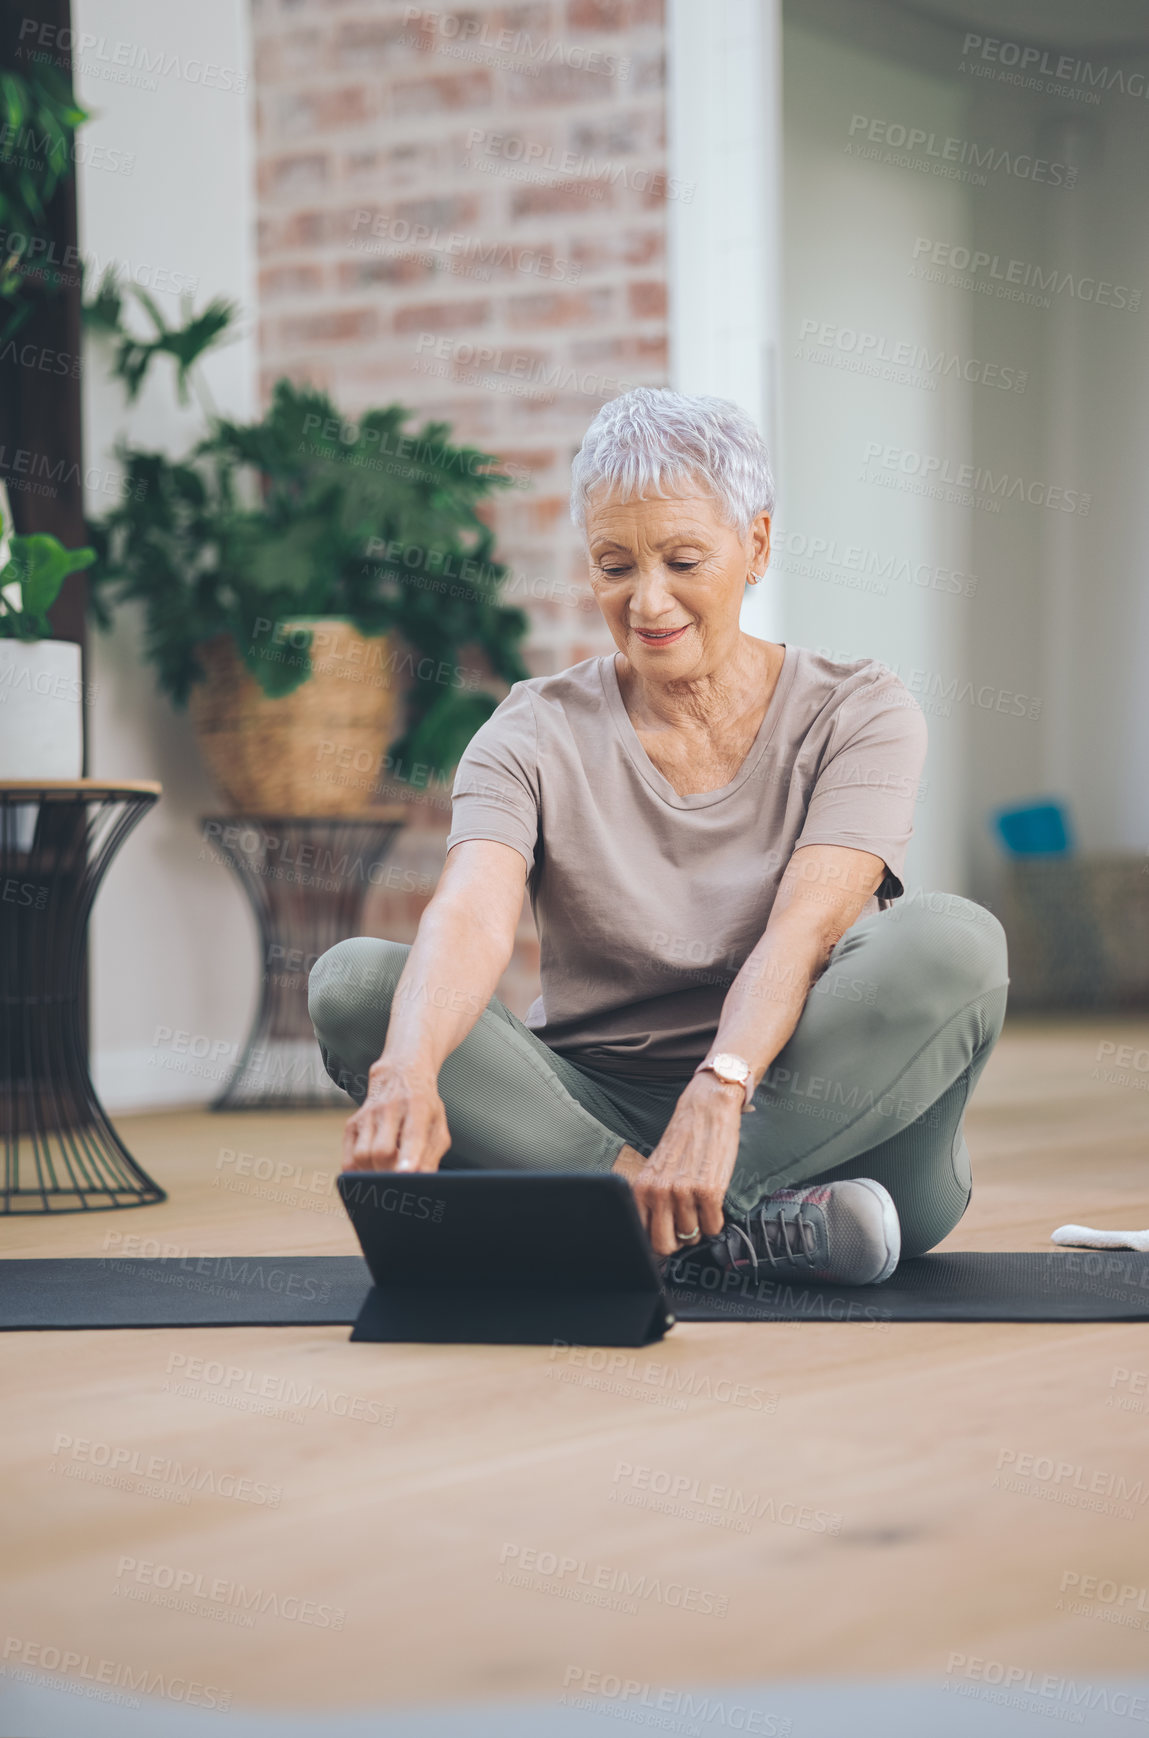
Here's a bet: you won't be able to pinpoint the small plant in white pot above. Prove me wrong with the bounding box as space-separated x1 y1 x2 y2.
0 507 96 783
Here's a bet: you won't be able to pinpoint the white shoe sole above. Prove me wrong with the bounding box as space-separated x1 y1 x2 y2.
850 1178 902 1284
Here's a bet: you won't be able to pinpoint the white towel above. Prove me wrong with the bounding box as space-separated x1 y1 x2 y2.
1051 1224 1149 1254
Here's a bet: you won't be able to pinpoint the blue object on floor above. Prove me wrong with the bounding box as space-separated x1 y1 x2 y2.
992 801 1072 856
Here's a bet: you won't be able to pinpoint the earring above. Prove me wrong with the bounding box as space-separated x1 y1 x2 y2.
747 573 763 585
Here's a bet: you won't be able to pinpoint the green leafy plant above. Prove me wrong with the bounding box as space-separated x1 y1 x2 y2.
0 516 95 639
85 296 530 774
0 65 88 343
83 270 238 409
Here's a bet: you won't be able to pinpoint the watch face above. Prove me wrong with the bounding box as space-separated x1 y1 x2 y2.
710 1053 748 1082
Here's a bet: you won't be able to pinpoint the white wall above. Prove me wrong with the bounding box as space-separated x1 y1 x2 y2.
74 0 259 1109
776 2 1149 900
779 19 973 895
667 0 784 642
963 74 1149 888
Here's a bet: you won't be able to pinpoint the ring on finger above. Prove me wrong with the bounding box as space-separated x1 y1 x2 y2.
676 1225 701 1244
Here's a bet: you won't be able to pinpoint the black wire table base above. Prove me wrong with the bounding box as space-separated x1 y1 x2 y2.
202 814 408 1110
1 783 166 1214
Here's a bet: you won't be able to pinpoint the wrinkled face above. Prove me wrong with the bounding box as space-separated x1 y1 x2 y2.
584 485 770 680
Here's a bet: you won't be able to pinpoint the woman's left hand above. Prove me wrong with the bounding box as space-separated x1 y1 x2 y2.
622 1075 744 1257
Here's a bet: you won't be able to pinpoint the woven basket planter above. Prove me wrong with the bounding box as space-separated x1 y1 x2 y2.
187 620 398 816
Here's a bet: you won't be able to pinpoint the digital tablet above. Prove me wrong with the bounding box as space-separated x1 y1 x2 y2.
337 1169 674 1346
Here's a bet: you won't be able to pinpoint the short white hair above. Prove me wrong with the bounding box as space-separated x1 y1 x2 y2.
569 386 775 538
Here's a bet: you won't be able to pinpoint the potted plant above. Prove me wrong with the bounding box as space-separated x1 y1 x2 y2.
84 287 530 815
0 498 95 781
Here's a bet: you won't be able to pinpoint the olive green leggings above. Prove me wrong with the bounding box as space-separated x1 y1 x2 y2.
308 894 1008 1259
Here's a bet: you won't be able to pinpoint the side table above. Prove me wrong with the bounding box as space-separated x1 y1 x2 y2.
202 812 409 1109
1 781 166 1214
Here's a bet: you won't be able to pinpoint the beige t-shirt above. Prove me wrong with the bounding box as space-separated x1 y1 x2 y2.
446 645 928 1077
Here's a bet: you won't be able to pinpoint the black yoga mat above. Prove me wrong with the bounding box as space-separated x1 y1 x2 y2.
0 1256 372 1330
667 1249 1149 1324
3 1249 1149 1330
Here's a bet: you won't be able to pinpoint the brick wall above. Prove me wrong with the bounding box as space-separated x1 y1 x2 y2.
252 0 670 1009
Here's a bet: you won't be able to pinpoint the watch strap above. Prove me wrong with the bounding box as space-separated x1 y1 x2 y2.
693 1055 757 1112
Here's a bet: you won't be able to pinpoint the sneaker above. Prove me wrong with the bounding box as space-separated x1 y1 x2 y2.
666 1178 901 1287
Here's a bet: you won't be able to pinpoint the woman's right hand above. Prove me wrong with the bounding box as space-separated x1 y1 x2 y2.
342 1058 451 1173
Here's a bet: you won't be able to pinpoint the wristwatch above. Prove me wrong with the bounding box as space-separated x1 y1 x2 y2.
693 1051 757 1112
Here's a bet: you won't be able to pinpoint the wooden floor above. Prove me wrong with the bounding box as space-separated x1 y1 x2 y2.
3 1015 1149 1718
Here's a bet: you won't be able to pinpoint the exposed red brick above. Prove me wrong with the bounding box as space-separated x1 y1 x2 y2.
505 63 625 104
275 29 331 79
502 5 555 33
569 227 663 269
629 47 667 91
636 170 676 210
337 256 432 291
260 154 330 200
252 37 283 85
395 15 452 58
333 17 421 63
344 142 448 188
510 179 615 218
260 264 326 299
393 298 494 333
277 85 375 136
273 210 349 249
627 279 666 320
463 242 571 285
507 287 615 326
279 309 379 346
631 333 668 366
390 72 494 116
566 0 626 29
254 0 669 729
569 330 668 367
392 195 483 231
493 448 558 477
569 112 650 155
508 494 569 535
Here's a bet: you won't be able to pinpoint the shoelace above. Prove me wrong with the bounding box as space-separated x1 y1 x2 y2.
723 1203 819 1276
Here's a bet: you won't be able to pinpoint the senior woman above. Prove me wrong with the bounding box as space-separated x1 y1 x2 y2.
308 387 1009 1286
